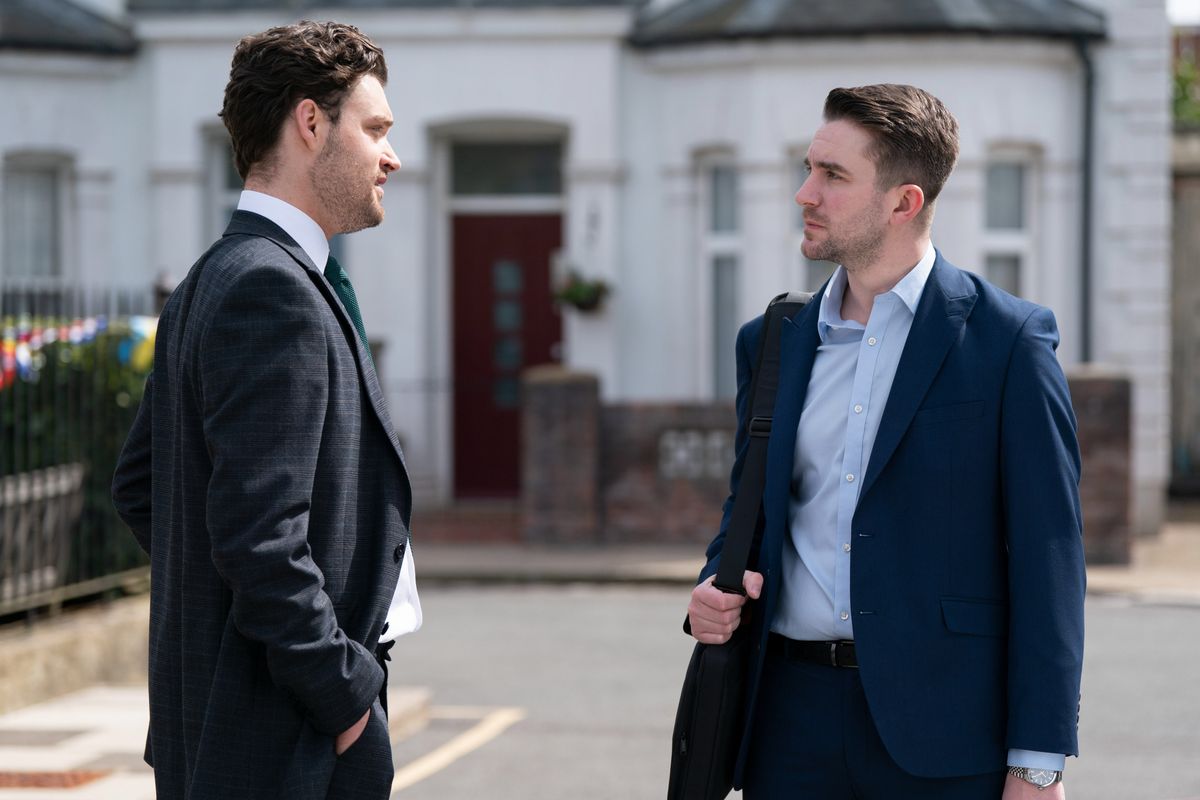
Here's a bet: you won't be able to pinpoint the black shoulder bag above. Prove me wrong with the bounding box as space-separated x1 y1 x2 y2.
667 290 813 800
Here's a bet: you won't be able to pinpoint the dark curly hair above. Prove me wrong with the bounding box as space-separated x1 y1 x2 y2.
220 20 387 180
823 84 959 210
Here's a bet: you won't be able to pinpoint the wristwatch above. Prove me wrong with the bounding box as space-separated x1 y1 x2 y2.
1007 766 1063 789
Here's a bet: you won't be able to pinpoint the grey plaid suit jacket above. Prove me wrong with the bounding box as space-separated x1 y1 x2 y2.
113 211 412 799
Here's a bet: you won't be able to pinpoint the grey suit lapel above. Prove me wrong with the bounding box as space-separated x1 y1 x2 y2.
223 211 410 478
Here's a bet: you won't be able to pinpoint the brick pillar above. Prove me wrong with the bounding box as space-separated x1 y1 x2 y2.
1068 368 1133 565
521 366 601 542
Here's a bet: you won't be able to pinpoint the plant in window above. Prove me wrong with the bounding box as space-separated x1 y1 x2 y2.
554 270 611 312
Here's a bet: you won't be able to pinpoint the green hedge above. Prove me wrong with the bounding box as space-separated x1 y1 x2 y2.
1 315 154 584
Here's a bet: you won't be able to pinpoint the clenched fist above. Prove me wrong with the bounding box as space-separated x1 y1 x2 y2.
687 571 763 644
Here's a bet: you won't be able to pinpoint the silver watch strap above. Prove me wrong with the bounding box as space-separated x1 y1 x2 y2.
1007 765 1063 788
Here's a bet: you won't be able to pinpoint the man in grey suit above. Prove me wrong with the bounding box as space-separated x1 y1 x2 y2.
113 20 418 799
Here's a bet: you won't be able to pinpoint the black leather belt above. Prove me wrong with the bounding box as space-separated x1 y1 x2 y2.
768 633 859 668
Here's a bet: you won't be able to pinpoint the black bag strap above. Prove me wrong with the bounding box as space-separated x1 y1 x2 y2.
712 290 814 595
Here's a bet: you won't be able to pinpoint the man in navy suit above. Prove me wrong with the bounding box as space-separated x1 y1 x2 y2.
113 21 418 798
688 84 1085 798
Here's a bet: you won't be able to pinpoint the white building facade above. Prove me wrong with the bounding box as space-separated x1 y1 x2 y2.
0 0 1172 533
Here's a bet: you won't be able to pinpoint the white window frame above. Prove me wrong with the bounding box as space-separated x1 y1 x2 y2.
982 147 1040 298
1 151 75 287
696 150 742 401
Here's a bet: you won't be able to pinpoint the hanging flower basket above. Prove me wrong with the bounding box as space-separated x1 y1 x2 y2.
554 271 611 313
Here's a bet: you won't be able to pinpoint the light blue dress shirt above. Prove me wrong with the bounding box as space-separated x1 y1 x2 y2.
768 242 1063 773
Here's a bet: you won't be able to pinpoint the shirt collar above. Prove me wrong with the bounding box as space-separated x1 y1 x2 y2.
817 241 937 342
236 190 330 270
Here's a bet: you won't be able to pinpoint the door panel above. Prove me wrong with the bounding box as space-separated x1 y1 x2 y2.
452 214 562 498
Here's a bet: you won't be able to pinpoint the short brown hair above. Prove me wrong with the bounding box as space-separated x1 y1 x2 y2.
220 20 387 180
823 84 959 208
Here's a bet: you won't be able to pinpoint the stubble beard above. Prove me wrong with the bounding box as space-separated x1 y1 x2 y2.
310 128 384 236
801 197 888 273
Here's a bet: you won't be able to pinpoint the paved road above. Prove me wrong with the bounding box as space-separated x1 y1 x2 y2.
391 585 1200 800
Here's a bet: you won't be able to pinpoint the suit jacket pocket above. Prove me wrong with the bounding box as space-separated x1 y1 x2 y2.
281 720 337 800
913 400 984 426
941 597 1007 637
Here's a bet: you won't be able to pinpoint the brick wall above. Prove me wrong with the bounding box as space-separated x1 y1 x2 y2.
1069 369 1133 564
600 403 733 543
523 369 1133 562
521 367 602 542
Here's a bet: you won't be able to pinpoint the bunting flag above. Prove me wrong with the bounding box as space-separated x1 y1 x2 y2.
0 314 156 391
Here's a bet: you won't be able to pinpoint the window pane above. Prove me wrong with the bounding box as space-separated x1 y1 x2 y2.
494 300 522 332
494 336 523 370
493 260 523 294
713 255 739 400
493 376 520 409
710 165 738 233
985 163 1024 230
986 253 1022 296
452 143 562 196
3 163 60 278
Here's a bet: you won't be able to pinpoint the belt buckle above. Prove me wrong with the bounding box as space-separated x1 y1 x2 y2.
830 640 857 669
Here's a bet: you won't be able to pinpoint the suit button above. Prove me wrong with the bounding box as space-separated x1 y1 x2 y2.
393 543 405 563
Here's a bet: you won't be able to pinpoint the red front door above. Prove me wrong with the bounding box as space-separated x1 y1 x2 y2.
452 214 562 498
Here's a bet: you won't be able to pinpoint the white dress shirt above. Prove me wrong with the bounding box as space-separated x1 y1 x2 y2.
235 191 422 641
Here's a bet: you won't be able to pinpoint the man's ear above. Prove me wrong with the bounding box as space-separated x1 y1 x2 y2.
291 98 323 154
890 184 926 226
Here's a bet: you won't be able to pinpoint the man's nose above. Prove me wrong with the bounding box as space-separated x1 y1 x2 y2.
794 177 817 207
381 141 401 173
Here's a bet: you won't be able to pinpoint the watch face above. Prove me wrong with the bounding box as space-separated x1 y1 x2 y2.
1028 769 1059 788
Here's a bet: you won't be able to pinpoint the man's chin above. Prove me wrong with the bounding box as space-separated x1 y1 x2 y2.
336 209 385 236
801 243 830 262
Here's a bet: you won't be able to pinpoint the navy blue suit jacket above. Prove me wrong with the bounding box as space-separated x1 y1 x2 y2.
700 253 1085 783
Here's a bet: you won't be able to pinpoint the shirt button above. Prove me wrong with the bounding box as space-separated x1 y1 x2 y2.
846 473 855 483
843 543 851 552
853 404 863 414
840 611 850 621
393 543 405 563
868 337 877 346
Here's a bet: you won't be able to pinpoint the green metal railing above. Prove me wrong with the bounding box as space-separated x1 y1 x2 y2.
0 283 155 616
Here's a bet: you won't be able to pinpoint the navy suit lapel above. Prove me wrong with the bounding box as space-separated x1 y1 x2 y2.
224 211 410 479
762 299 822 557
859 256 977 498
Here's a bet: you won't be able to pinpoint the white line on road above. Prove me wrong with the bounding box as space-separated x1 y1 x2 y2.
391 707 527 794
425 706 503 720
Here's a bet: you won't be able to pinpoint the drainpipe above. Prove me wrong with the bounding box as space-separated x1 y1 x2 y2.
1075 35 1096 363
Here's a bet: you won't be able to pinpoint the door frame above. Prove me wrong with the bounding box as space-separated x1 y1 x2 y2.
427 120 570 505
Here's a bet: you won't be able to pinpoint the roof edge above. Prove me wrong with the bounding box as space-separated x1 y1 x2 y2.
629 25 1108 50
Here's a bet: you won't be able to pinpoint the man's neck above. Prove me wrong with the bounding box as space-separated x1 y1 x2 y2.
243 177 331 238
840 237 930 325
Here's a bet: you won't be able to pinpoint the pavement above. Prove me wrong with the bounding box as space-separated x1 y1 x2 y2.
1 506 1198 797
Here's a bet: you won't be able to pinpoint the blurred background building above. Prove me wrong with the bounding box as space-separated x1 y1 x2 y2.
0 0 1175 538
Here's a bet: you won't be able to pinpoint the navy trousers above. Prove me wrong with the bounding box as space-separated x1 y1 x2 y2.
742 646 1007 799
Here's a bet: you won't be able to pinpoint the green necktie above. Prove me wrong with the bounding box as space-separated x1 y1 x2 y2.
323 254 373 365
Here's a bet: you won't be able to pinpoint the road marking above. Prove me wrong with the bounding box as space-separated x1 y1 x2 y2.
425 706 501 720
391 707 526 793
